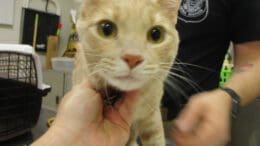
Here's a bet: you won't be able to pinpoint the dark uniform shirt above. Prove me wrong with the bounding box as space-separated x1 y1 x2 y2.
163 0 260 120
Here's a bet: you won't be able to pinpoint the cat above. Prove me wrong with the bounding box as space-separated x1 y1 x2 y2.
73 0 180 145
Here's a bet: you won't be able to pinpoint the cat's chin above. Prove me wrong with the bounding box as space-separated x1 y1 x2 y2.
106 76 145 91
96 76 144 106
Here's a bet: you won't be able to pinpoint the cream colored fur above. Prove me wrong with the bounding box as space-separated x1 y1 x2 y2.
73 0 180 145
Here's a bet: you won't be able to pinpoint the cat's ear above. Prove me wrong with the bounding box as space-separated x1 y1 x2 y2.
81 0 102 7
158 0 180 11
158 0 181 18
79 0 103 18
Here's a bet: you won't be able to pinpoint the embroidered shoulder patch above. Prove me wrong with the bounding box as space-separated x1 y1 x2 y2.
178 0 209 23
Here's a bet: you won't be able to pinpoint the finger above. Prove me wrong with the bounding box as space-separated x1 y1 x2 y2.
78 79 95 90
78 79 104 121
175 97 205 133
58 79 103 122
173 120 230 146
73 79 100 102
69 79 94 95
172 111 225 146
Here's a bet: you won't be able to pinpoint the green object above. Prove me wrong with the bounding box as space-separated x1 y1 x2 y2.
35 14 39 23
219 53 233 86
56 29 60 36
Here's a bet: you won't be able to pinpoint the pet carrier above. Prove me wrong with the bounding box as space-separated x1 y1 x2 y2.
0 44 51 141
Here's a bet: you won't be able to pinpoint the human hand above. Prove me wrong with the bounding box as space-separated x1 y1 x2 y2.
32 80 139 146
171 89 232 146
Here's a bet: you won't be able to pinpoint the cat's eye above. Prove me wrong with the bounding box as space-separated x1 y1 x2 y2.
147 26 165 44
98 20 117 38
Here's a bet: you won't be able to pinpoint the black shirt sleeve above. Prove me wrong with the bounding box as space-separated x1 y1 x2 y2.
231 0 260 44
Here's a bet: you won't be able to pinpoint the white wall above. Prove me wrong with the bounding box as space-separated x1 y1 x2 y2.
0 0 22 43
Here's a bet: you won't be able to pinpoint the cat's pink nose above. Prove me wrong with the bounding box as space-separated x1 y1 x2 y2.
122 54 144 69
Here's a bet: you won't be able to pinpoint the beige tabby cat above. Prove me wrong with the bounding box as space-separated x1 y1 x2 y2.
73 0 180 145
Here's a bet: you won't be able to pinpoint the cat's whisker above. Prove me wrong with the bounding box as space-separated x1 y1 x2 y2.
87 69 103 77
168 73 201 92
85 62 104 72
160 60 214 72
84 52 104 57
159 62 202 90
174 58 191 78
90 64 102 72
174 63 213 71
174 60 214 72
168 74 201 92
160 68 202 92
159 62 172 65
148 75 189 110
141 64 161 75
160 66 192 78
96 63 115 73
163 78 189 99
142 69 158 75
168 61 195 80
86 62 99 69
144 64 159 69
101 58 115 66
104 81 112 106
103 66 114 72
88 63 112 76
150 75 166 83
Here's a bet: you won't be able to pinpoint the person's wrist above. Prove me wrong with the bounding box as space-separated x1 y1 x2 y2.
213 88 233 116
217 88 232 103
218 87 241 119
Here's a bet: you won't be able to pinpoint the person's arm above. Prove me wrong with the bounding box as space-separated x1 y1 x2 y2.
224 41 260 106
171 41 260 146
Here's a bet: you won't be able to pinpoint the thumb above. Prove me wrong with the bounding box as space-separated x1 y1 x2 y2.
175 98 204 133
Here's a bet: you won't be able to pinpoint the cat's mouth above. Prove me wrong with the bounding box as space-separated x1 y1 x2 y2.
114 74 139 81
98 85 124 106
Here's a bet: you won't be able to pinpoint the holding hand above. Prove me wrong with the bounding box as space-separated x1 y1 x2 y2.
32 80 139 146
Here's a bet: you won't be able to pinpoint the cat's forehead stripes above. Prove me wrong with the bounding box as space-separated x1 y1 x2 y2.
84 1 175 36
81 0 178 23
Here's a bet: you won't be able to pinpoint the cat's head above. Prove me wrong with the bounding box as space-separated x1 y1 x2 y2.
77 0 180 91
